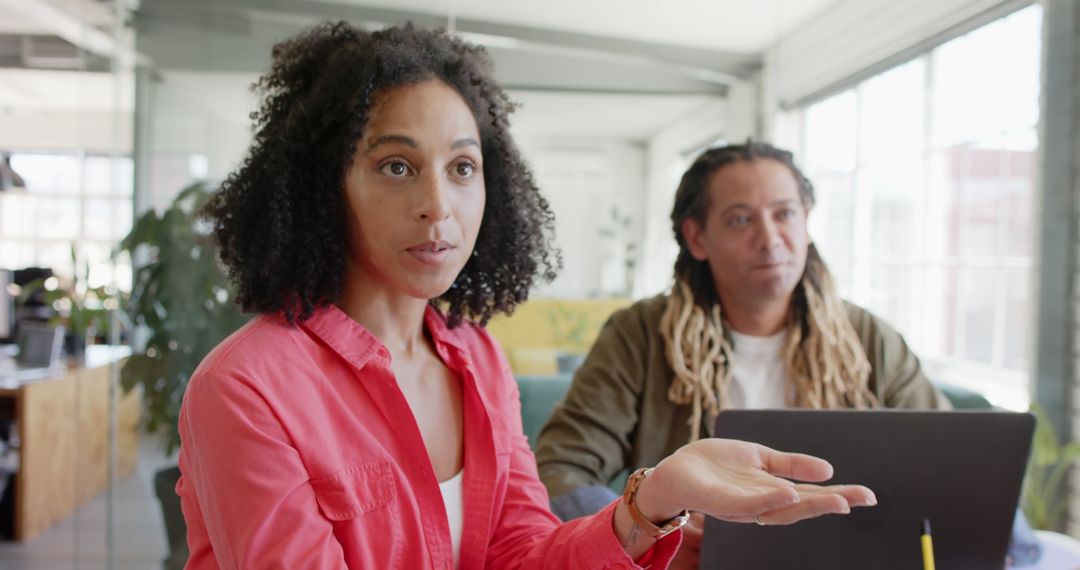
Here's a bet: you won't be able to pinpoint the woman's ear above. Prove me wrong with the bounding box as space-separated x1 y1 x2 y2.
681 218 709 262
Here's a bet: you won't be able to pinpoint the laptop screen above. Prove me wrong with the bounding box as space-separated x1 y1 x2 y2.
700 410 1034 570
15 322 64 368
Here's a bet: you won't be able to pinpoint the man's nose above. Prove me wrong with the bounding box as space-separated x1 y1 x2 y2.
755 216 782 250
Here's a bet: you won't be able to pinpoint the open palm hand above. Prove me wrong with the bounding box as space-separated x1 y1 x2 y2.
639 438 876 526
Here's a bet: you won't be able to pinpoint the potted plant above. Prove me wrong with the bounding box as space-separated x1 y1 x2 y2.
117 181 247 569
18 248 122 358
1022 404 1080 532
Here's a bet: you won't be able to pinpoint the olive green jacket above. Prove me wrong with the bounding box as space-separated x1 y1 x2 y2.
534 294 951 502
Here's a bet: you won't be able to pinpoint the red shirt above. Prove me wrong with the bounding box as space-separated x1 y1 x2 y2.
177 305 680 569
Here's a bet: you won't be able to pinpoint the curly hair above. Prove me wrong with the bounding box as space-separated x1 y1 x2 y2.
200 22 560 326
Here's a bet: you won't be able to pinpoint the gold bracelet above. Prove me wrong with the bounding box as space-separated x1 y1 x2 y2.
621 467 691 539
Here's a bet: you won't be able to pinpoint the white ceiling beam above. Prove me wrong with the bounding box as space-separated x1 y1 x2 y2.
0 0 147 65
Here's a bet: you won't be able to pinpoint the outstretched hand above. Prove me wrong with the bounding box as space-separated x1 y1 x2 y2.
636 438 876 527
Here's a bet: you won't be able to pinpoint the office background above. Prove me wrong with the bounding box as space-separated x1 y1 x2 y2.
0 0 1076 567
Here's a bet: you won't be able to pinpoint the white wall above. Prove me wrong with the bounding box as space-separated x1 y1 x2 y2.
635 83 757 298
517 138 646 299
0 109 132 154
0 69 134 154
144 71 256 211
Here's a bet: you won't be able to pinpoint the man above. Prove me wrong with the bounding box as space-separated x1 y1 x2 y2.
533 142 1035 568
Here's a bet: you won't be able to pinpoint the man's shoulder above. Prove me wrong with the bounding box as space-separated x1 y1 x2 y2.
605 293 668 336
841 299 906 343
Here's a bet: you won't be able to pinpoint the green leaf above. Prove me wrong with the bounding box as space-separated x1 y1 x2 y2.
116 180 249 451
1022 403 1076 531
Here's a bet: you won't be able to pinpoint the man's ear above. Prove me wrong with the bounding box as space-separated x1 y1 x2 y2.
681 218 709 261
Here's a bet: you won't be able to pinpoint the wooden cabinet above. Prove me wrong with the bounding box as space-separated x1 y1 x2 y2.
0 352 140 541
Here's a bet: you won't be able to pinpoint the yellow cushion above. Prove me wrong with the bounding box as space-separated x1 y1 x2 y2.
486 298 631 375
507 348 560 376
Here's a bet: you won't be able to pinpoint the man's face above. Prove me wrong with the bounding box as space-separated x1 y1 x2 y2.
681 158 810 310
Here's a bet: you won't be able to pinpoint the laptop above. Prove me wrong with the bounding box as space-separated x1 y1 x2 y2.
700 410 1035 570
0 321 65 384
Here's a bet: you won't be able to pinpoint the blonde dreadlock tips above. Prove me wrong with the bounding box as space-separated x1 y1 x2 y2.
661 264 880 444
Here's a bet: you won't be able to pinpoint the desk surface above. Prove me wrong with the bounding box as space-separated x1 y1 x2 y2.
0 345 131 388
1033 530 1080 569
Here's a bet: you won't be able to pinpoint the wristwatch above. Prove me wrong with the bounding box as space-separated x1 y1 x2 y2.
621 467 691 539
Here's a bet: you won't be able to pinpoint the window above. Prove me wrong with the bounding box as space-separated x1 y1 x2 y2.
0 152 133 291
797 5 1042 409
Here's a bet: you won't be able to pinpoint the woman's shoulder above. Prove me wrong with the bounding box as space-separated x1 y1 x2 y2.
189 313 316 391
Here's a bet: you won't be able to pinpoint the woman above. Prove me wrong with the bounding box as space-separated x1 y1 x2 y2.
177 22 875 569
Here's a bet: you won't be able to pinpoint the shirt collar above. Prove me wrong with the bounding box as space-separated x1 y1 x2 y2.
300 304 388 369
422 304 468 354
300 303 470 370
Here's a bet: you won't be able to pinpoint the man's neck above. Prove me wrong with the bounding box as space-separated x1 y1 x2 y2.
722 298 790 337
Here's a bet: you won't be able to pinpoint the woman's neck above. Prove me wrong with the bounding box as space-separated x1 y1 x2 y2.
337 274 430 356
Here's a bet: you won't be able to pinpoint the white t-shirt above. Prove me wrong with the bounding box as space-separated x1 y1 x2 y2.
727 329 791 409
438 469 464 568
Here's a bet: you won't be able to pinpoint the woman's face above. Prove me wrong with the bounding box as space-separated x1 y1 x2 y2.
343 79 486 301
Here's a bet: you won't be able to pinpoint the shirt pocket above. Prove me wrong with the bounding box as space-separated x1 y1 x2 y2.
310 459 396 520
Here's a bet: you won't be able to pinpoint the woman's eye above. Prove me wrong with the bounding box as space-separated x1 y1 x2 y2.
380 161 411 177
454 161 476 177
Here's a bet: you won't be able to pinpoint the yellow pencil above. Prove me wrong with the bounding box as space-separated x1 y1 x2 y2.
921 518 936 570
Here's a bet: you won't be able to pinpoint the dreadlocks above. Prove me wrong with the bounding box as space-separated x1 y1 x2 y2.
661 142 878 442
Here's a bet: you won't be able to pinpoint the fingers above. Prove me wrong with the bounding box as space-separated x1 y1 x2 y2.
795 484 877 507
760 447 834 483
756 493 850 525
755 485 877 526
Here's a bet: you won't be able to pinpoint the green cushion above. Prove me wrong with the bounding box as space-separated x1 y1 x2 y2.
515 373 627 494
936 382 993 409
515 374 573 446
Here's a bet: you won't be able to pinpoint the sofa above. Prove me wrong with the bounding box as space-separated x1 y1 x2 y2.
485 298 631 376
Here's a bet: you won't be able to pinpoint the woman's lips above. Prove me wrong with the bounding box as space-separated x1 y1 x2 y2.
406 241 455 266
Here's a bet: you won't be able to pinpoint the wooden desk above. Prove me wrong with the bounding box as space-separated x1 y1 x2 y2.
0 347 140 541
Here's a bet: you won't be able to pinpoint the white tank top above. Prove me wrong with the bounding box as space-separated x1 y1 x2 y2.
438 470 465 568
